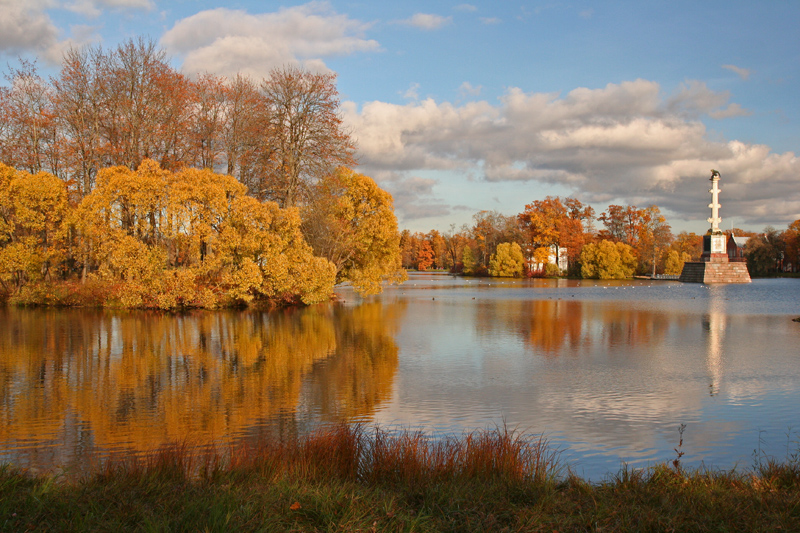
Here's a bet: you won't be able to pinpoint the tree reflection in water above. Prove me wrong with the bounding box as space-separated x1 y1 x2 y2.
0 302 403 471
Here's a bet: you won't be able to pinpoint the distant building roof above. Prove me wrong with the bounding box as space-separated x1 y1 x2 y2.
730 235 749 247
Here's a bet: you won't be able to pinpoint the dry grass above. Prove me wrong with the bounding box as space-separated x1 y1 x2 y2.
2 424 799 531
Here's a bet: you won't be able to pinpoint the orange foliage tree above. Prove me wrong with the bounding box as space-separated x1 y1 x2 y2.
416 241 435 271
598 204 672 275
518 196 594 275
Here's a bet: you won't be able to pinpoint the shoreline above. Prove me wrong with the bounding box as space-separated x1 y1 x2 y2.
3 424 799 531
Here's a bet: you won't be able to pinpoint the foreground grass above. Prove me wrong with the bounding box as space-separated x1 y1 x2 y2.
2 425 799 532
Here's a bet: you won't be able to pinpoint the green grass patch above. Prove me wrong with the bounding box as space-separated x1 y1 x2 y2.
2 425 799 531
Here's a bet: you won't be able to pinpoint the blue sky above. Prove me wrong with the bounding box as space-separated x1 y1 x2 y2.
2 1 798 233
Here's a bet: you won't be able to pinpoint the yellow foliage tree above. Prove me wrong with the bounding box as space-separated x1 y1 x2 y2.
489 242 525 277
216 195 335 305
580 240 637 279
664 250 692 275
302 168 405 296
75 159 335 308
0 163 69 294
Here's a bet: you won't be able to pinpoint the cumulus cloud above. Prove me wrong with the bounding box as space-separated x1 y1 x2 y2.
0 0 60 57
454 4 477 12
161 2 379 78
722 64 751 81
343 79 800 226
398 13 452 30
0 0 145 62
479 17 501 25
386 175 451 220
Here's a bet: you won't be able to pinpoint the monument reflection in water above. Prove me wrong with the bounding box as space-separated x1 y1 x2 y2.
1 275 799 479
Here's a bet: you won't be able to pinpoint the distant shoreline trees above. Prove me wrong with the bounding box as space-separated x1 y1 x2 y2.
401 199 799 280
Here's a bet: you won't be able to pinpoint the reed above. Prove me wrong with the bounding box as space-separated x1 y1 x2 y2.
2 425 799 531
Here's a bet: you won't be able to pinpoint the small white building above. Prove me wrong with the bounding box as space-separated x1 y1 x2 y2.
531 245 568 273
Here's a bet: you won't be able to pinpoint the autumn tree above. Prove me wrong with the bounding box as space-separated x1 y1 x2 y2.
0 164 69 294
664 250 692 275
471 210 521 272
258 66 355 207
744 228 784 277
98 38 193 170
427 230 448 270
580 240 637 279
784 219 800 273
398 229 417 269
598 205 642 245
671 231 703 261
461 245 477 275
0 61 59 175
189 74 229 170
518 196 594 274
301 168 404 296
52 46 105 197
636 205 673 275
489 242 525 277
442 224 466 273
75 159 336 308
416 240 435 271
598 204 673 274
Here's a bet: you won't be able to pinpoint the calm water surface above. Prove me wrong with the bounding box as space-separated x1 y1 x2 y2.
2 275 799 480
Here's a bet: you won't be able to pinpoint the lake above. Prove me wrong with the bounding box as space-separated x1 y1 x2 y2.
1 274 799 480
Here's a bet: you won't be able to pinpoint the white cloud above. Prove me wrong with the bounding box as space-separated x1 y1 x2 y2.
666 80 730 116
343 79 800 226
161 2 379 78
403 82 421 100
398 13 452 30
0 0 122 62
709 103 751 120
0 0 60 56
66 0 153 17
459 81 482 98
454 4 477 12
722 64 751 81
479 17 501 25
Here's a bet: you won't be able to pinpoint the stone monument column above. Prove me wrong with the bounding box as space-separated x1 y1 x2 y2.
679 170 751 283
703 170 728 262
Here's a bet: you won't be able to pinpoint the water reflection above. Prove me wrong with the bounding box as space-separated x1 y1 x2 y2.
0 302 402 471
368 277 800 479
3 277 800 480
704 288 726 396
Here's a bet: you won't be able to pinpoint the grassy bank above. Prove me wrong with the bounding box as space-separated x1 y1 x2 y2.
2 425 799 531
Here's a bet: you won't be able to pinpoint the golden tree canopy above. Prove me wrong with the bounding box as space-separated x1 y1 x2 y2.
303 167 405 296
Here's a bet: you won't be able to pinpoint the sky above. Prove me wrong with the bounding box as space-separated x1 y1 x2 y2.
2 0 799 234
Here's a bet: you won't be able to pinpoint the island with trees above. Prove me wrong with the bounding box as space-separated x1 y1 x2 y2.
0 39 404 308
2 39 798 309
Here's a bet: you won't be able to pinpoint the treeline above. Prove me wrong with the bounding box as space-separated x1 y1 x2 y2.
0 38 354 208
0 161 403 307
401 197 800 279
0 38 404 307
